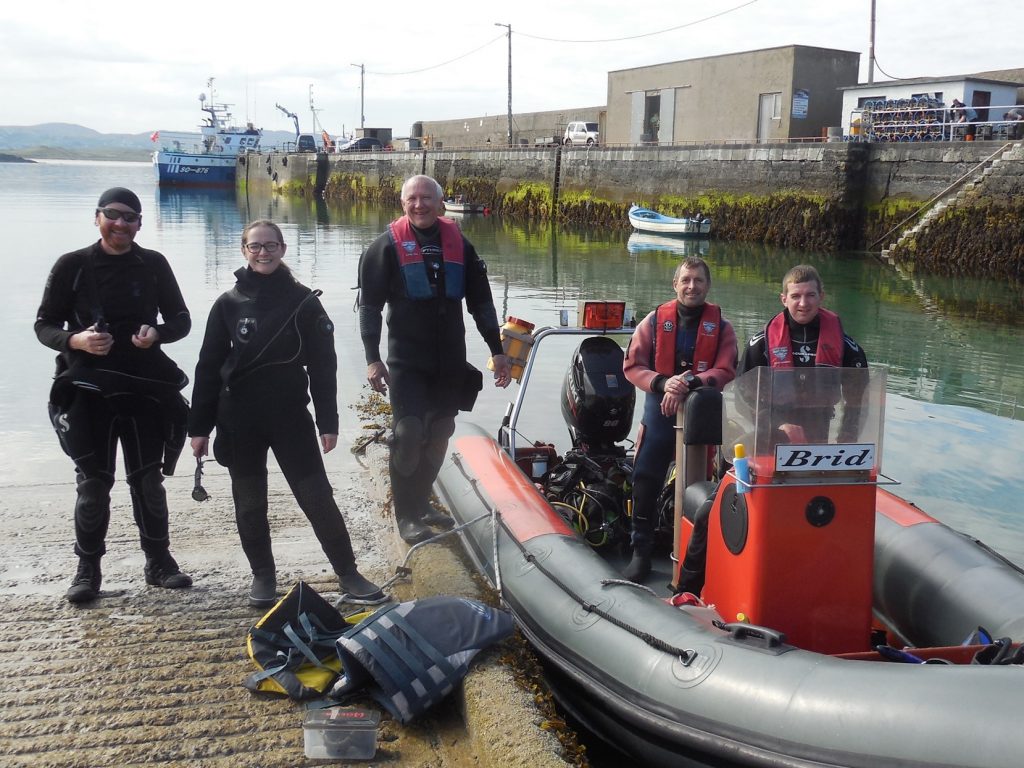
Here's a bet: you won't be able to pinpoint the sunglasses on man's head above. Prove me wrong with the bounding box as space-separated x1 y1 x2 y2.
96 207 141 224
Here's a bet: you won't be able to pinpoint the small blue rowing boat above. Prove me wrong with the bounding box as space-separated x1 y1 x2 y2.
628 204 711 236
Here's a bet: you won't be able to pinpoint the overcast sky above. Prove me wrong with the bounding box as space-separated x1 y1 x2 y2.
1 0 1020 138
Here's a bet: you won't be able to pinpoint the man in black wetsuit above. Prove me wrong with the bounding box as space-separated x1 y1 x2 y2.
35 187 193 604
358 175 512 544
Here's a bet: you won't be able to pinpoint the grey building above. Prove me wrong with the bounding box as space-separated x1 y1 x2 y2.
606 45 860 145
414 106 604 150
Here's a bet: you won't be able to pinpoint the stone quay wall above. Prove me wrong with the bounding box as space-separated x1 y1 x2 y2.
238 140 1024 276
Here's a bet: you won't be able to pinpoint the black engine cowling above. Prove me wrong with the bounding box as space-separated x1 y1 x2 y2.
561 336 636 452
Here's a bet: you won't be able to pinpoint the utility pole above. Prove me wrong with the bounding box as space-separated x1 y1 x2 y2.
495 23 512 146
351 63 365 129
309 83 322 134
868 0 876 84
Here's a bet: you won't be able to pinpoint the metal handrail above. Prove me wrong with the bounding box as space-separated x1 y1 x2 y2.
868 142 1013 251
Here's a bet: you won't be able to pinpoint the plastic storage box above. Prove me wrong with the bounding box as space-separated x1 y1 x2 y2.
303 706 380 760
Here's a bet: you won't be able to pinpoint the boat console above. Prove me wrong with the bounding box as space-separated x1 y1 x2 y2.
685 366 887 654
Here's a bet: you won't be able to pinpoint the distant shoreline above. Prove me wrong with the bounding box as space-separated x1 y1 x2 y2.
0 153 34 164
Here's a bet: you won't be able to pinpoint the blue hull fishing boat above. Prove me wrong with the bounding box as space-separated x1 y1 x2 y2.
152 79 261 188
434 303 1024 768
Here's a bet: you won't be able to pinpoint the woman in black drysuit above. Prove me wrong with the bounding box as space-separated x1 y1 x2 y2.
35 187 193 604
188 220 384 608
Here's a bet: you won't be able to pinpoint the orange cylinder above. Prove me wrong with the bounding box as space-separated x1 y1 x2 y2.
488 316 536 382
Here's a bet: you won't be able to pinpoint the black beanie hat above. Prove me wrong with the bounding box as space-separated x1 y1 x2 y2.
97 187 142 214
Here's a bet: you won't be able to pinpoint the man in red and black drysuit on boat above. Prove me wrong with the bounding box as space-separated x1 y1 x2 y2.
358 175 512 544
737 263 867 442
622 257 737 582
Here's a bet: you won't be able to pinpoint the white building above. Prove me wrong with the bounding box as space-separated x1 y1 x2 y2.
840 76 1021 141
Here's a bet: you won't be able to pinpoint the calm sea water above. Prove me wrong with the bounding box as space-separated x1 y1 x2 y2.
6 160 1024 564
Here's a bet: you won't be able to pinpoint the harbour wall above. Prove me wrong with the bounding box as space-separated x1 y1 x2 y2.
238 141 1024 276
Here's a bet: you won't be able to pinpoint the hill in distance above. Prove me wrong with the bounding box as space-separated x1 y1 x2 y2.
0 123 298 162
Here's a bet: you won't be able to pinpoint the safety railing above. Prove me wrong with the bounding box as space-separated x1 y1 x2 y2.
849 99 1024 143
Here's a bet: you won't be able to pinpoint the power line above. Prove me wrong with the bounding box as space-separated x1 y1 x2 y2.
363 1 759 78
516 0 760 44
871 55 902 82
369 34 506 76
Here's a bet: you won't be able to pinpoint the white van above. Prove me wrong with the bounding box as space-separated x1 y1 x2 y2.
563 121 599 146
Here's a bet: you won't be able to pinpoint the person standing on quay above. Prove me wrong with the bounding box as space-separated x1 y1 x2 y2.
35 187 193 604
621 257 737 582
358 175 512 544
189 220 385 608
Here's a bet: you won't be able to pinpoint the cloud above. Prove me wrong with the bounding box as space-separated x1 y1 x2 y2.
1 1 1020 135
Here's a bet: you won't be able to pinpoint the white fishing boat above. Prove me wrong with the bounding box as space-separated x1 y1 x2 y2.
628 204 711 236
152 79 262 188
443 197 487 214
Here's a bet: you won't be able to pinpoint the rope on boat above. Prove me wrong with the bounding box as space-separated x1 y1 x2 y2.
451 452 698 665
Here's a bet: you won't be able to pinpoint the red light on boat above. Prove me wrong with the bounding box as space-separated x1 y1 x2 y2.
578 300 626 330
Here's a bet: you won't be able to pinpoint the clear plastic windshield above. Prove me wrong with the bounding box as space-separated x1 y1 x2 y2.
722 366 886 482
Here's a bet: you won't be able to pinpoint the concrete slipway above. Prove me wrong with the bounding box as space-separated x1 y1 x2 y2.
0 429 576 767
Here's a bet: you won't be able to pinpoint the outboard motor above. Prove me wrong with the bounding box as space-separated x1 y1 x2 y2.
546 336 636 548
561 336 635 453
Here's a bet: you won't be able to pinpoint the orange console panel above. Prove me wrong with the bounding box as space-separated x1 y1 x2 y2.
702 475 876 655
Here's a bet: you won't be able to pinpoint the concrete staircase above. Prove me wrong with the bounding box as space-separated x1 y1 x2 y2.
881 141 1023 260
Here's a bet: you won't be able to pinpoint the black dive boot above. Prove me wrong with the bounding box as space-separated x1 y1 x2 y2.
66 557 102 604
144 552 193 589
337 567 388 605
413 433 454 530
418 504 455 530
391 467 433 545
623 547 653 582
249 568 277 608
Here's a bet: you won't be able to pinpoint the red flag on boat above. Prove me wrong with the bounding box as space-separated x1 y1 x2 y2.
150 131 159 142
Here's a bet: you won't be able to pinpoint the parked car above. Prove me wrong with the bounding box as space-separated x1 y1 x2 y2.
339 137 384 152
296 133 318 153
563 121 599 146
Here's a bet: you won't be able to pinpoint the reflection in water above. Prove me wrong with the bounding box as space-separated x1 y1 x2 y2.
626 231 711 258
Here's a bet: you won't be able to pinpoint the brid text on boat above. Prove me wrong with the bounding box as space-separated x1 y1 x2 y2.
151 79 261 188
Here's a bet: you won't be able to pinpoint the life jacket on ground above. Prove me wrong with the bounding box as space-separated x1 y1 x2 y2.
333 596 513 724
245 581 365 700
387 216 465 300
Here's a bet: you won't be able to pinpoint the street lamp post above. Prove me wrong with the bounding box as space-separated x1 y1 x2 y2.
351 63 365 130
495 23 512 146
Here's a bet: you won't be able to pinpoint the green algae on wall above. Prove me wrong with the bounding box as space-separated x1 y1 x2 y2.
322 173 404 206
894 201 1024 281
633 192 855 252
502 182 556 220
278 179 314 197
559 190 623 228
863 197 924 251
444 178 499 209
322 172 368 200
